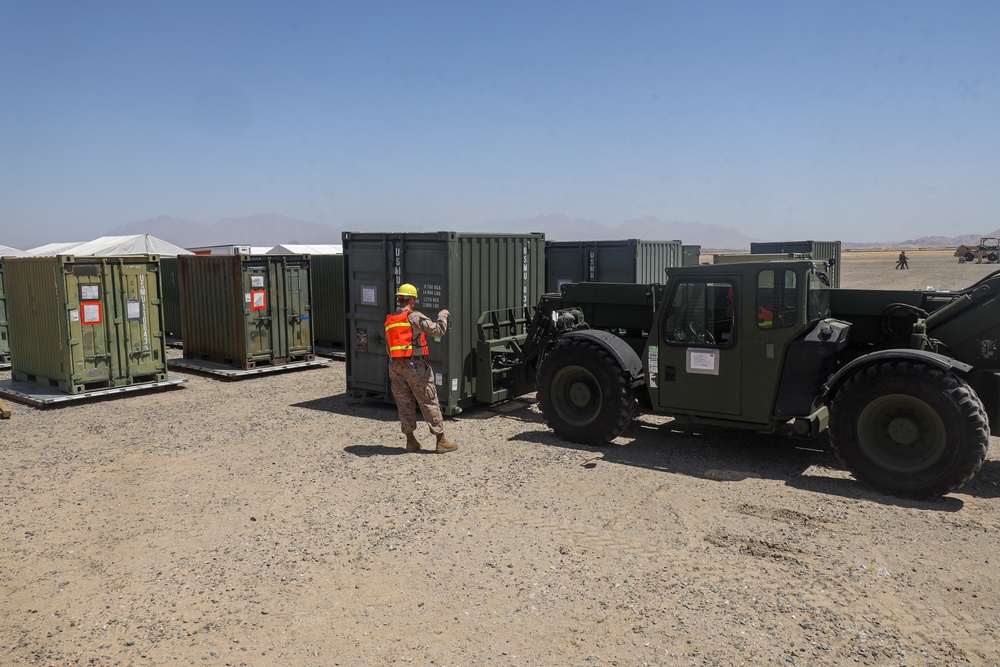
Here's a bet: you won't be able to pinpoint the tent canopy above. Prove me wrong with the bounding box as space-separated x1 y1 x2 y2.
0 244 28 257
26 241 86 256
28 235 193 257
267 243 343 255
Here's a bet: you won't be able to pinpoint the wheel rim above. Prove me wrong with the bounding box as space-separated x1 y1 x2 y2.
857 394 947 473
550 364 602 427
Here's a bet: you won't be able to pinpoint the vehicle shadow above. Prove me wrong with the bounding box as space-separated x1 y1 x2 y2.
292 392 547 424
511 419 969 511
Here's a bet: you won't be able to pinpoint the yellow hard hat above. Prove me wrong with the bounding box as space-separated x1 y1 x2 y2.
395 283 418 298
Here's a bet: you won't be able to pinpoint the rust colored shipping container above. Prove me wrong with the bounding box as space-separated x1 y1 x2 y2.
179 254 314 369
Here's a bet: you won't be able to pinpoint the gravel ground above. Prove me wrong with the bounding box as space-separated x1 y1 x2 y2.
1 248 999 666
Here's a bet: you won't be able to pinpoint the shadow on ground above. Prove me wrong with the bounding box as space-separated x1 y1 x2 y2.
511 417 972 511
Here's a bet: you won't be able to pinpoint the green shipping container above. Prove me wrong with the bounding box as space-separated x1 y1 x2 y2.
0 258 9 363
4 255 167 393
750 240 842 287
160 256 183 338
179 254 314 368
344 231 545 415
545 239 683 292
310 254 346 348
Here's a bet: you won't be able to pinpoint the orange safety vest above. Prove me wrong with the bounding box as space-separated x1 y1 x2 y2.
757 305 774 328
384 311 429 358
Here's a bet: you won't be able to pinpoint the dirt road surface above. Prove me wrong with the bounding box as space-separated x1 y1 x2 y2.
2 249 998 666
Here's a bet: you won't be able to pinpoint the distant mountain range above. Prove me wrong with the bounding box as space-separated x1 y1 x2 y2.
107 213 1000 252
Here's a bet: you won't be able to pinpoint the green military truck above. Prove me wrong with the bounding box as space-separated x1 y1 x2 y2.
476 259 997 499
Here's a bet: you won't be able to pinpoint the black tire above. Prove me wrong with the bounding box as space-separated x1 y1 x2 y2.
989 252 999 264
537 339 637 445
963 251 975 263
829 361 989 499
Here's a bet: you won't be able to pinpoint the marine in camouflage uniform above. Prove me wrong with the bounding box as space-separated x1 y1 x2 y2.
385 284 459 453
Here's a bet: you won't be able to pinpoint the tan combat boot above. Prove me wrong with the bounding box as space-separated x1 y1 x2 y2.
405 434 422 452
435 434 458 453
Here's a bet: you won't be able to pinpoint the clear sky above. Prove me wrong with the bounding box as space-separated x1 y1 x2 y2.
2 0 998 248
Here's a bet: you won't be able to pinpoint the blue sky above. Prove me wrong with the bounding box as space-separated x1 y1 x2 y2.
2 0 998 248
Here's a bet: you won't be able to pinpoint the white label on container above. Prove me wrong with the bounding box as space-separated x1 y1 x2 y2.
82 302 101 324
245 292 251 303
451 378 458 391
69 309 79 322
127 299 142 320
251 275 265 288
361 286 377 305
80 285 99 300
252 291 266 309
435 373 443 386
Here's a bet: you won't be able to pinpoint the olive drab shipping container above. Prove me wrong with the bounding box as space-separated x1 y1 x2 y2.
344 231 545 415
544 239 683 292
4 255 168 393
0 258 9 363
309 254 346 349
750 241 842 287
178 254 314 368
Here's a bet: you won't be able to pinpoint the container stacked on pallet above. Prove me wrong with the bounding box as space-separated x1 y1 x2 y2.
3 255 168 394
178 254 315 369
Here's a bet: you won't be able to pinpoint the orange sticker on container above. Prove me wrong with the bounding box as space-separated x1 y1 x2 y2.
251 290 267 311
81 301 103 325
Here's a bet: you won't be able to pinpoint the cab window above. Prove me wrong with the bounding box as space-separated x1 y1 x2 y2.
757 269 797 329
807 268 832 321
662 280 735 347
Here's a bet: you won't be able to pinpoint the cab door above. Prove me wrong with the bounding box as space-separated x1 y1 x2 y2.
647 276 742 416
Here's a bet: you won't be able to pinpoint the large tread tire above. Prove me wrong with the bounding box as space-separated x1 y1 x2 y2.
829 361 989 499
537 339 637 445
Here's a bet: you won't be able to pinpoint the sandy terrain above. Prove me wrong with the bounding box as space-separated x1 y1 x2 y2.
2 248 999 666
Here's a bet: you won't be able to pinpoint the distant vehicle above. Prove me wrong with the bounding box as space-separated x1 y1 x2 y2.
956 237 1000 264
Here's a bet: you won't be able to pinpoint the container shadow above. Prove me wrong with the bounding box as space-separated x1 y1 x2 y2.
291 392 399 422
510 419 967 511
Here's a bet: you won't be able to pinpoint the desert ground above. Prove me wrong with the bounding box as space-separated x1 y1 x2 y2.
2 248 999 666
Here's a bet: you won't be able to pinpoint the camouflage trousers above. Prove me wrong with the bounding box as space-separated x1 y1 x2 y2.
388 358 445 436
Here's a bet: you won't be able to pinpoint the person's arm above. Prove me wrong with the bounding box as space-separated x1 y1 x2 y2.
410 310 449 337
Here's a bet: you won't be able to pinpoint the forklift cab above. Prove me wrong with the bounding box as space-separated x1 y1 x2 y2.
646 261 842 430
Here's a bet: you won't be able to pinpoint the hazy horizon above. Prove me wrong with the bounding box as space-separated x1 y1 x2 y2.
3 2 999 249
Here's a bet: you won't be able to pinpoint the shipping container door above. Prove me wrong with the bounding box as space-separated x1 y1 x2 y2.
402 240 450 398
594 244 638 282
246 264 273 359
113 260 162 379
283 259 312 356
347 239 395 394
71 265 112 385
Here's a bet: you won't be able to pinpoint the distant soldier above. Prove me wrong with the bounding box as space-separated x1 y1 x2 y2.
384 283 458 453
896 251 909 270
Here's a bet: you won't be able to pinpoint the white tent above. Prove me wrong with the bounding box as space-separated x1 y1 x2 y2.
26 241 86 256
0 245 28 257
267 243 342 255
29 235 192 257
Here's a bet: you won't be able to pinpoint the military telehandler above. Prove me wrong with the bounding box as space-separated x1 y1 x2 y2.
476 259 998 499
